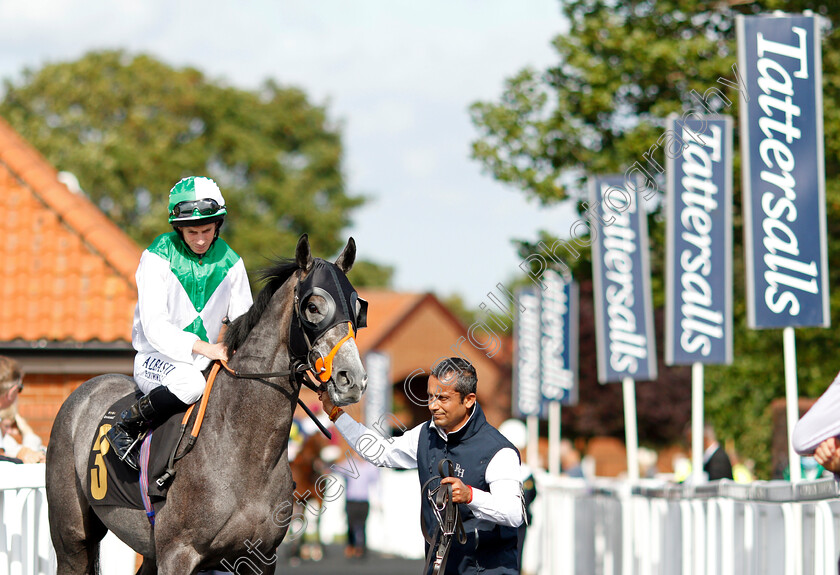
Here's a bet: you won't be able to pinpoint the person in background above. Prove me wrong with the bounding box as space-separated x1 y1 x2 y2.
338 449 379 558
1 406 45 463
0 357 44 464
731 455 756 484
560 438 585 478
0 355 23 411
637 447 659 479
702 424 733 481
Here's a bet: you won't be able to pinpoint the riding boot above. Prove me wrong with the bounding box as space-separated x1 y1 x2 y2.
106 386 190 470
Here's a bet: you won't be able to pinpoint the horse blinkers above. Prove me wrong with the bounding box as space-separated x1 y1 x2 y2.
290 259 367 384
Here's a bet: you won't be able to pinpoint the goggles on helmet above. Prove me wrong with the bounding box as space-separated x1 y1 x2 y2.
170 198 225 219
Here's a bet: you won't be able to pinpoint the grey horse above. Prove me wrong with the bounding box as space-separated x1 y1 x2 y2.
46 235 368 574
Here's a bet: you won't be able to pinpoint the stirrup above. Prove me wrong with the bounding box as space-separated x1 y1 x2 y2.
117 431 147 470
118 433 144 460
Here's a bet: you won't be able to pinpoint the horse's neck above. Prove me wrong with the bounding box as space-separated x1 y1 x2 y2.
209 284 298 457
230 286 295 379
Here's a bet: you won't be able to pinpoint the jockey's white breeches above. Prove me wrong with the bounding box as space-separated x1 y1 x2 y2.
134 352 205 405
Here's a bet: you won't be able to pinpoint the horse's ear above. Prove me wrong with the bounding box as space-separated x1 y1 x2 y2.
296 234 313 271
335 237 356 273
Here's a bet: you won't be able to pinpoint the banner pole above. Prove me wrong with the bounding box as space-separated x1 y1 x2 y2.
623 376 639 481
549 401 561 475
692 362 705 483
784 327 802 482
527 414 539 469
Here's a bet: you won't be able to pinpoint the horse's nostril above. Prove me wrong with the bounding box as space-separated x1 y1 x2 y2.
335 370 353 389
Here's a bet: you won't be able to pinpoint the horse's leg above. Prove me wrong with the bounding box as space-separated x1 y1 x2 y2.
50 507 107 575
46 422 108 574
154 545 202 575
157 546 278 575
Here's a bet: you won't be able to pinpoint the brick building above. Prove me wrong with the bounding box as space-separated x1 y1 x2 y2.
0 117 140 441
313 289 512 431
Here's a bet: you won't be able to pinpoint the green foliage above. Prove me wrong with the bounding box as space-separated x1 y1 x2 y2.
472 1 840 478
0 50 394 285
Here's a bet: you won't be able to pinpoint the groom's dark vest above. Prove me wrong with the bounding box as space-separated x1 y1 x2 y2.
417 403 520 575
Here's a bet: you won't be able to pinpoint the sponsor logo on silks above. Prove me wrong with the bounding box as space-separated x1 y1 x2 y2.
143 357 176 383
454 463 466 478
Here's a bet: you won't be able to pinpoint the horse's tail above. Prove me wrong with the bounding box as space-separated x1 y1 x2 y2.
46 375 118 574
88 511 107 574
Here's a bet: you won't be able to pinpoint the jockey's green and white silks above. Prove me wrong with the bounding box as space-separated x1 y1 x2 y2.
132 232 252 369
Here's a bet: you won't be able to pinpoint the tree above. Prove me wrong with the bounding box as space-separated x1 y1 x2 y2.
471 1 839 477
0 50 391 287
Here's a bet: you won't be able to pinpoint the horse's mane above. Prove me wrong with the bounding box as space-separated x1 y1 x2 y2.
224 258 300 354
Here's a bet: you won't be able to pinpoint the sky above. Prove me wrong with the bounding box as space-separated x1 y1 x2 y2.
0 0 577 307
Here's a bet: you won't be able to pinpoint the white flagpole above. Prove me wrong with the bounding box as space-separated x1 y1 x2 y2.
784 327 801 482
692 362 705 483
527 414 540 469
549 401 561 475
623 376 639 481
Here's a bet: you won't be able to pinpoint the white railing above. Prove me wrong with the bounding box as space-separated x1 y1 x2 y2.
1 463 423 574
525 473 840 575
1 464 54 575
11 460 840 575
1 463 135 575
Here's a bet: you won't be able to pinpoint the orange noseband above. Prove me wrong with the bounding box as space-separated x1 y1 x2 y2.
314 322 356 383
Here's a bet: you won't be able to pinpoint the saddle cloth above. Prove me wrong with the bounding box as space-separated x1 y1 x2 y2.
86 391 190 512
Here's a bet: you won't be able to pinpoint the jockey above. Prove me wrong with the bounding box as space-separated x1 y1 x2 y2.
106 176 253 470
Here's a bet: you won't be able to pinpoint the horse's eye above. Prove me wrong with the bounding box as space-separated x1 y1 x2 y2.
307 302 319 315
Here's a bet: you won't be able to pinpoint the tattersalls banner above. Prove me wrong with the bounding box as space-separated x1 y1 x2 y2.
513 274 579 418
737 14 829 328
539 270 578 406
665 116 733 366
590 175 657 383
513 287 543 418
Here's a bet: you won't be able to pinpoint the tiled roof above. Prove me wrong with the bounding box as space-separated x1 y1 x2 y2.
354 289 426 353
0 116 141 343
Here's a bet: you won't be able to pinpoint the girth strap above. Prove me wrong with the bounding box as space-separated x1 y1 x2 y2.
421 459 467 575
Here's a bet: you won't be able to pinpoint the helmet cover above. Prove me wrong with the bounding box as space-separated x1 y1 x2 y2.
168 176 227 225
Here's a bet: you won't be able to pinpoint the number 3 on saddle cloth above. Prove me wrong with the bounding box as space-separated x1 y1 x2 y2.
86 378 210 525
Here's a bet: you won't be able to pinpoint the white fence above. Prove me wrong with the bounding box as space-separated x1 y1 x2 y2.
526 473 840 575
0 463 135 575
7 462 840 575
0 462 423 574
0 464 53 575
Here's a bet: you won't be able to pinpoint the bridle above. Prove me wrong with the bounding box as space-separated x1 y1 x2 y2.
217 266 365 439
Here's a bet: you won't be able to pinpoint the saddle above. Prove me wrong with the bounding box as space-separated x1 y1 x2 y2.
86 363 219 522
421 459 467 575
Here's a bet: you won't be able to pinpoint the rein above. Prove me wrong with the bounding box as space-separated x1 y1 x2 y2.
421 459 467 575
217 359 332 440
